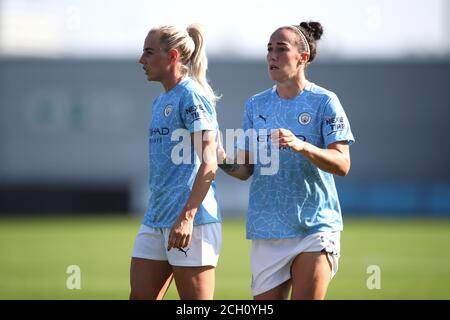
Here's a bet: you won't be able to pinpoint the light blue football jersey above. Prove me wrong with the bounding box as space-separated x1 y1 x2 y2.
240 82 355 240
143 78 221 228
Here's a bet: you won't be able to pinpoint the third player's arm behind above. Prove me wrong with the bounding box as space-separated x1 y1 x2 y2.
217 146 254 181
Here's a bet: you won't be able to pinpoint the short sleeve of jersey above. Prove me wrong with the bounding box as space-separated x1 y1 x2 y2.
180 90 217 133
322 94 355 147
237 99 254 151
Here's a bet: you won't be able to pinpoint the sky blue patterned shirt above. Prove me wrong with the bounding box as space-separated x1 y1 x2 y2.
240 82 355 239
143 78 221 228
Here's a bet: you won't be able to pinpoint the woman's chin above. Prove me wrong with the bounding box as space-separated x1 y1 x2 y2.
268 70 284 82
268 70 277 80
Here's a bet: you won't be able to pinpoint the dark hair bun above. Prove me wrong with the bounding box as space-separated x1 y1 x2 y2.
299 21 323 41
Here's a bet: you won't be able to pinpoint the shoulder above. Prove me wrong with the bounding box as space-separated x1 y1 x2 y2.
178 78 213 105
306 83 348 120
177 78 204 97
305 82 338 102
304 83 342 116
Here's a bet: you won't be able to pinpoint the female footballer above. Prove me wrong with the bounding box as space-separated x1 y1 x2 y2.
218 21 355 300
130 24 221 300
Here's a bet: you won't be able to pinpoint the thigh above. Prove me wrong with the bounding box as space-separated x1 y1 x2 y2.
172 265 215 300
290 252 332 300
129 258 173 300
254 279 291 300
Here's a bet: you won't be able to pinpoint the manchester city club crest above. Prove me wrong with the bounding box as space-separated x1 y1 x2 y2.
164 104 173 117
298 112 311 125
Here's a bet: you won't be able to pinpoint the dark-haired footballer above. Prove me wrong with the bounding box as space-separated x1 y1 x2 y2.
218 21 355 300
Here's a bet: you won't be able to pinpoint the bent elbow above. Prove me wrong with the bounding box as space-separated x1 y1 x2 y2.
336 162 351 177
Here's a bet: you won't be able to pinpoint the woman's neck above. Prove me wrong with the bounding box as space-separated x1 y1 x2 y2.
162 70 186 92
276 75 308 99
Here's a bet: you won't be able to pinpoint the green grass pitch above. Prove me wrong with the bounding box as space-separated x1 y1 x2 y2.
0 215 449 299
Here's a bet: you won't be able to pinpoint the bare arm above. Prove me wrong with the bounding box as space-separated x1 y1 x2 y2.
217 142 254 181
272 128 351 176
167 130 218 250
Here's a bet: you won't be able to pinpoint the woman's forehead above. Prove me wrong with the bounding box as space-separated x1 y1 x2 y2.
146 31 160 43
269 28 297 44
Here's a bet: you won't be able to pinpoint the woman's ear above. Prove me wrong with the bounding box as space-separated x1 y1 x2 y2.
168 48 180 64
299 52 310 66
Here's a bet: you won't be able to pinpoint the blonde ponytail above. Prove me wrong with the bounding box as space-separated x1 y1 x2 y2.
186 24 220 106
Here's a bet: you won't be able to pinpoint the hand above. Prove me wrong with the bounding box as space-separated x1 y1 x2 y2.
167 213 194 251
271 128 306 153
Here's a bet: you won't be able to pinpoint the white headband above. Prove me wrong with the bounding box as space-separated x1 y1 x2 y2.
293 25 310 54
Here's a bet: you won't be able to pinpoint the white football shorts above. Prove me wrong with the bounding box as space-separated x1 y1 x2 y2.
251 231 340 296
132 223 221 267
